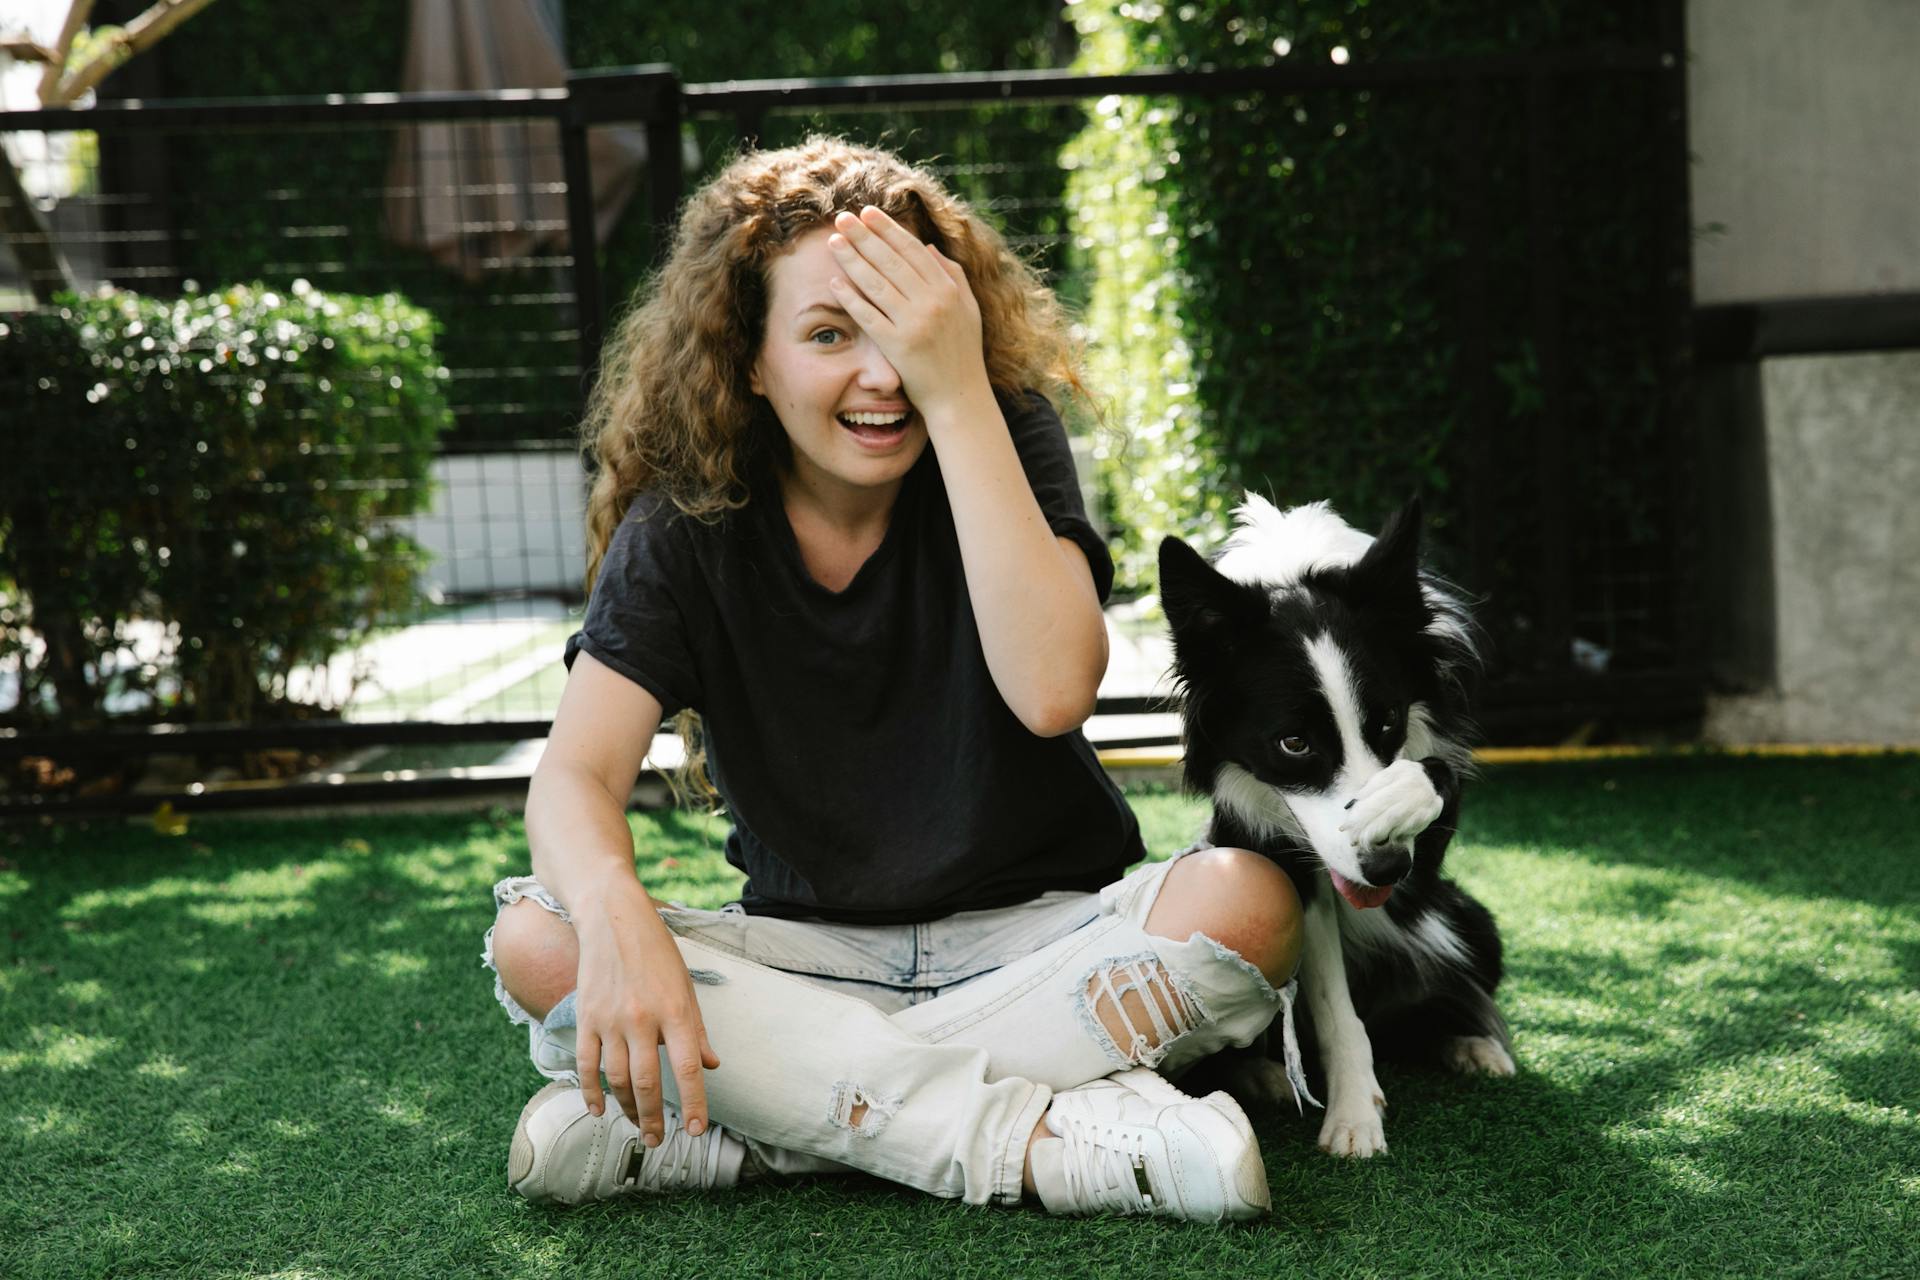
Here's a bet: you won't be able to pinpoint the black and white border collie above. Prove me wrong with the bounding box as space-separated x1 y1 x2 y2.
1159 494 1515 1158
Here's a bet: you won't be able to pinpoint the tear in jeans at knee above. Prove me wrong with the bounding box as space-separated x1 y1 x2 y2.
1074 953 1209 1069
828 1081 900 1138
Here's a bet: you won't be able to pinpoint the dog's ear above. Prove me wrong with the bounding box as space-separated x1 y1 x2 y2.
1159 535 1266 646
1346 497 1429 626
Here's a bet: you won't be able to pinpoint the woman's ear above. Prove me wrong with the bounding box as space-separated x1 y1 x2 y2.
747 358 764 397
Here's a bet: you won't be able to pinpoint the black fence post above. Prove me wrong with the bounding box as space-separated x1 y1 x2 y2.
1454 73 1492 604
558 111 604 396
1657 0 1702 676
644 85 686 255
1527 68 1572 674
563 65 686 398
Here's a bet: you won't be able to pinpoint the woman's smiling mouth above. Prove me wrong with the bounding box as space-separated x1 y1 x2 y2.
836 407 917 447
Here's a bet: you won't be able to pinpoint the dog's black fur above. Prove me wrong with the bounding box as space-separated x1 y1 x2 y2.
1159 496 1513 1156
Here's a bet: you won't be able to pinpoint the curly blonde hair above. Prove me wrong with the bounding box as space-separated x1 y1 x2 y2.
581 134 1088 588
578 137 1092 804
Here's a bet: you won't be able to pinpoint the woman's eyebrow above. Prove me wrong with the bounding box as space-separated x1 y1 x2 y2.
796 301 850 319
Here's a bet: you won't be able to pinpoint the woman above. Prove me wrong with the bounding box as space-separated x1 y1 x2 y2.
483 137 1303 1221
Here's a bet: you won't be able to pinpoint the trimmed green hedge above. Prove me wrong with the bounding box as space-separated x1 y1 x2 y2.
0 283 452 725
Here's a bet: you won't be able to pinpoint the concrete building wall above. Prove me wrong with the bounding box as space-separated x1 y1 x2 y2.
1690 1 1920 743
1689 0 1920 303
1704 352 1920 743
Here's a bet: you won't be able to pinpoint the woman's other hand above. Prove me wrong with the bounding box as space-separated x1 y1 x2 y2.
826 206 988 417
570 869 722 1145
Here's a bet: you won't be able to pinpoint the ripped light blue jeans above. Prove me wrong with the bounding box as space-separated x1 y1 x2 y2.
482 848 1303 1206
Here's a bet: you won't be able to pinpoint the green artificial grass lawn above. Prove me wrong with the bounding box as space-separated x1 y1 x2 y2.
3 756 1918 1279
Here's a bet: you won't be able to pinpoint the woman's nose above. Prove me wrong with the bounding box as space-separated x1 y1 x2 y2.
856 341 901 392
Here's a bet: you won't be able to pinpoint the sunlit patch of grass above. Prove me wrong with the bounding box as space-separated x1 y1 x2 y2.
0 1026 119 1072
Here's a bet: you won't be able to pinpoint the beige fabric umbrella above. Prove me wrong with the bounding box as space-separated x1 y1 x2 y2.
385 0 645 279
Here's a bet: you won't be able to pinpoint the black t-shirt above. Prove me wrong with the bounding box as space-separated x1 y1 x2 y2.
565 389 1144 923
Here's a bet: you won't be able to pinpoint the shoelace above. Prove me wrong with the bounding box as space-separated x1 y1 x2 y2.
1058 1117 1156 1215
623 1124 714 1192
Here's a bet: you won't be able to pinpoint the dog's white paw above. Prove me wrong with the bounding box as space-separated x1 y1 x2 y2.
1221 1057 1301 1110
1443 1035 1516 1077
1318 1100 1388 1158
1341 759 1443 852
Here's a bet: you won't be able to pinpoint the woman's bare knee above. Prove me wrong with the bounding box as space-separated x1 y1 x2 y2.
492 897 580 1022
1145 847 1302 985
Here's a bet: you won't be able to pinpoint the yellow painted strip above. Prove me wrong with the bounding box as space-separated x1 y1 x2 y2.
1100 741 1920 769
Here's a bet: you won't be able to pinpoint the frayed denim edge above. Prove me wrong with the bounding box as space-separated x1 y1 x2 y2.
482 875 572 1030
1072 950 1211 1070
829 1081 902 1138
1191 933 1319 1113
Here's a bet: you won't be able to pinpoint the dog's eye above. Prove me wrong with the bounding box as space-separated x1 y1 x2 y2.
1276 735 1311 757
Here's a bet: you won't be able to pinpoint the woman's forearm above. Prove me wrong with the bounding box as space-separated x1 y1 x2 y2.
525 761 659 918
923 381 1109 737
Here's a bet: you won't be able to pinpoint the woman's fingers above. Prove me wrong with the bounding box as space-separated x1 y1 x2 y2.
601 1037 639 1125
829 274 888 332
666 1021 711 1137
576 1028 605 1115
829 230 907 320
836 207 936 289
856 205 942 283
926 241 968 286
622 1030 661 1145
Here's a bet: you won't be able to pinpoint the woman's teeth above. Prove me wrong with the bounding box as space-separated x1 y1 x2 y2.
840 411 909 427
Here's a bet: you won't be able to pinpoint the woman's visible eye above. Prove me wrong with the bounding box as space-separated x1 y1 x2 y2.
1276 735 1311 757
808 327 844 346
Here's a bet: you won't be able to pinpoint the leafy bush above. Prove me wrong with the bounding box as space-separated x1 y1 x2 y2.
0 282 452 725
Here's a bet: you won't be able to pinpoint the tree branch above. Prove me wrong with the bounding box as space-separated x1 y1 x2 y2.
1 37 61 66
38 0 95 106
52 0 217 106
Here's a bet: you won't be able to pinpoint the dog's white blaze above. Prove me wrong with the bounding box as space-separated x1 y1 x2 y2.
1305 634 1378 779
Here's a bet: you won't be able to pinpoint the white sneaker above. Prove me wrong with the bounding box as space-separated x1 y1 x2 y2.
1028 1067 1269 1222
508 1081 748 1206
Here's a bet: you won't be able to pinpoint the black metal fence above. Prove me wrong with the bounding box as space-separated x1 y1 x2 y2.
0 47 1696 813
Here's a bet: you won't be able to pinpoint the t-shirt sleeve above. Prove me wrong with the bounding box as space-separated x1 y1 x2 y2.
1002 389 1116 603
563 498 704 716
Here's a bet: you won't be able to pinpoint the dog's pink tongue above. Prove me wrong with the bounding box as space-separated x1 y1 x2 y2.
1329 868 1393 910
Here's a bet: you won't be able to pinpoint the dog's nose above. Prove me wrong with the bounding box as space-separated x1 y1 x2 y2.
1358 847 1412 887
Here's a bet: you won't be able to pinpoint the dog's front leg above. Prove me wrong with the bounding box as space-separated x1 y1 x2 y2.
1302 892 1387 1157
